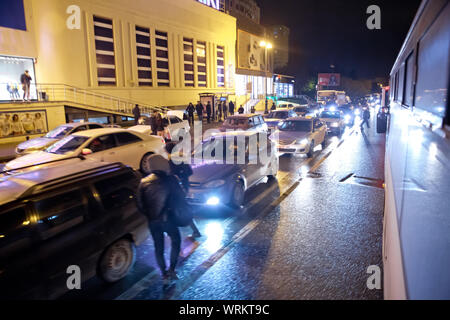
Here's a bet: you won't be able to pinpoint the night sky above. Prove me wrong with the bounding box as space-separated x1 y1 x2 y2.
256 0 422 84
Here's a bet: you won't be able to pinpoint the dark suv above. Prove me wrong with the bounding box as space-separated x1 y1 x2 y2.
0 161 149 299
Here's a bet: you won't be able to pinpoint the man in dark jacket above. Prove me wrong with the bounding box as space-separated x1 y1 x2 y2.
150 111 158 135
137 155 183 282
20 70 32 101
223 101 228 120
133 104 141 125
165 142 201 238
206 102 212 123
217 102 222 122
196 101 204 122
361 108 371 130
186 103 195 126
229 101 235 115
238 105 245 114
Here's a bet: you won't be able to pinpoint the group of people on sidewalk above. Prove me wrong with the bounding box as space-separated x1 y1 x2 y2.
137 142 201 284
186 101 240 126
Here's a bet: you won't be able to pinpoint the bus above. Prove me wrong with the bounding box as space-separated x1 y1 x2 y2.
384 0 450 299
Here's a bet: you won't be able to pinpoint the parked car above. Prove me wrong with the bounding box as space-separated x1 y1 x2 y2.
15 122 105 156
264 109 298 131
270 117 327 158
219 114 268 133
129 111 190 141
4 128 166 176
318 110 346 135
0 161 149 299
186 131 278 208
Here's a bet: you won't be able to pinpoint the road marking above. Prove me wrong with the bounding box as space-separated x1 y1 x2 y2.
115 270 159 300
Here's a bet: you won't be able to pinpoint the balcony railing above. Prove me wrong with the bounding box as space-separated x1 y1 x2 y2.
1 83 169 116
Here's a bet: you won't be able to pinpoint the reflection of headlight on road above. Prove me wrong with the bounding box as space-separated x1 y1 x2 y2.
206 196 220 206
344 115 351 123
331 123 339 128
204 179 226 188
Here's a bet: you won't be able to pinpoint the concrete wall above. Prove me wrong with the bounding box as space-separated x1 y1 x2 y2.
1 0 237 107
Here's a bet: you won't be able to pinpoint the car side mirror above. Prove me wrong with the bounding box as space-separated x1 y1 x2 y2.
81 148 93 156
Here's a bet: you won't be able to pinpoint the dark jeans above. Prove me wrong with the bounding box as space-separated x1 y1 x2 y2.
207 113 211 123
149 220 181 273
188 114 194 126
361 119 370 129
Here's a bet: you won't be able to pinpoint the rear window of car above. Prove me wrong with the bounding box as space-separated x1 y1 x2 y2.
94 172 139 210
115 132 142 146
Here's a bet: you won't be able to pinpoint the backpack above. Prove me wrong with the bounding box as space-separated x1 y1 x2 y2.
166 176 194 227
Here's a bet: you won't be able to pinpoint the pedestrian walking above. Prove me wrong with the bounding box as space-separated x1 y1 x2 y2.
155 113 166 138
186 103 195 126
229 101 235 115
165 142 201 238
20 70 32 101
196 101 204 122
360 108 371 130
132 104 141 125
150 111 158 135
137 155 191 282
223 101 228 120
206 102 212 123
238 105 244 114
250 105 256 114
217 102 222 122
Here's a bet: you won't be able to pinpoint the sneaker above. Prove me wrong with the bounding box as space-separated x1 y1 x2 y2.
167 269 179 280
162 271 170 285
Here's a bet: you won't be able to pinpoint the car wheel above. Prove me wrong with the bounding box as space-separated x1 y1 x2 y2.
140 152 154 175
307 140 315 158
229 181 245 208
98 239 136 283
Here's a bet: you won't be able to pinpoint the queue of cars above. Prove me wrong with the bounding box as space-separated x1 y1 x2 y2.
0 102 359 298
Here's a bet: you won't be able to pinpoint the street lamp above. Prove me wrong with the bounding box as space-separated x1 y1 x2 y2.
260 40 273 114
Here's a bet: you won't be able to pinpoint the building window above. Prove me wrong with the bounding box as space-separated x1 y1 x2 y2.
183 38 194 87
155 30 170 87
404 52 415 107
197 41 207 88
135 26 152 87
217 45 225 88
93 16 116 86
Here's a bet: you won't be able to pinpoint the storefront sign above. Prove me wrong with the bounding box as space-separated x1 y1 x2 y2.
197 0 221 11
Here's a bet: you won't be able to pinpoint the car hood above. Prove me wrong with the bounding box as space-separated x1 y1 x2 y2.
5 151 68 171
189 160 238 185
320 117 341 123
273 131 310 145
17 137 58 151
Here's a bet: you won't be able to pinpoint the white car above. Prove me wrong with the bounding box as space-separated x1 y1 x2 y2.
15 122 105 156
4 128 167 175
270 117 327 158
129 111 190 141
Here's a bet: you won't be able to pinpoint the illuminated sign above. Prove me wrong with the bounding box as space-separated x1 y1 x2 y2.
197 0 220 11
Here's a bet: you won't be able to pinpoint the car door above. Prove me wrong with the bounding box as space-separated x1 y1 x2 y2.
108 132 144 169
85 134 117 163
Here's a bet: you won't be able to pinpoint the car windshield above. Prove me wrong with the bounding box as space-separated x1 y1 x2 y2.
320 111 341 119
266 111 288 119
224 118 247 126
279 121 312 132
46 135 89 155
295 107 308 112
45 125 72 139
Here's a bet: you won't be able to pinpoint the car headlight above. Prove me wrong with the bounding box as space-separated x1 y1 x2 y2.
344 115 351 123
299 138 309 145
206 196 220 206
331 122 339 128
204 179 226 188
355 109 361 116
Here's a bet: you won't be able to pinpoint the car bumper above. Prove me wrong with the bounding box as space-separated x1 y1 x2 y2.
186 185 232 207
277 144 308 154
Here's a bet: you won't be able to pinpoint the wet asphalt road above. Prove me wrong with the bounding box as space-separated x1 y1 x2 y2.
61 114 385 300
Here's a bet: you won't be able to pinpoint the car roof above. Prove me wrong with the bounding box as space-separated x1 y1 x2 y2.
226 114 261 119
285 117 313 122
59 122 104 128
72 128 131 137
0 161 126 207
211 131 259 138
